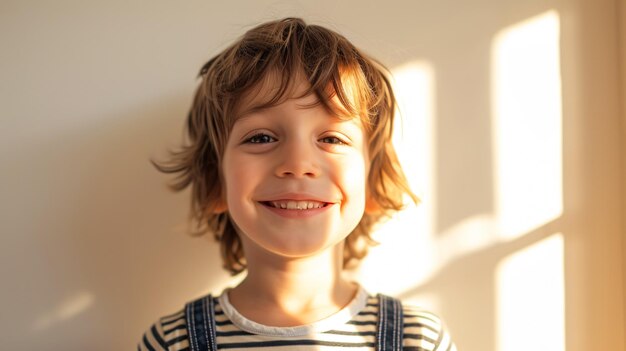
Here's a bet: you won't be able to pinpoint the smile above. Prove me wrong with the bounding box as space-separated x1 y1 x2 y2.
260 200 329 210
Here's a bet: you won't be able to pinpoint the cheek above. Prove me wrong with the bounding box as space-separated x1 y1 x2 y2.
337 153 369 207
221 153 272 235
224 160 253 199
221 151 251 210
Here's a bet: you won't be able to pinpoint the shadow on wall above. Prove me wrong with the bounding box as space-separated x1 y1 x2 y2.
1 94 233 349
399 219 564 351
357 7 566 351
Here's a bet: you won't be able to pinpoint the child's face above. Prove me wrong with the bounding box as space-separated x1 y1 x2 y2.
221 78 370 261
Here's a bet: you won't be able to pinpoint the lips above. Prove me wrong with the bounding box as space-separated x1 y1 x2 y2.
260 200 329 210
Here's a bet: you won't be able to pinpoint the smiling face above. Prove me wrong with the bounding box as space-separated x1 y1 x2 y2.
221 78 370 260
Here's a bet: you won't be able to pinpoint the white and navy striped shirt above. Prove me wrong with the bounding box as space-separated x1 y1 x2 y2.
139 287 456 351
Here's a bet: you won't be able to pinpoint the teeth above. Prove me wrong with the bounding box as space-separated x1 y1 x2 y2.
270 200 325 210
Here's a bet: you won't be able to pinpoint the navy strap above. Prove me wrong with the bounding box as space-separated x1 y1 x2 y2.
185 294 218 351
377 294 404 351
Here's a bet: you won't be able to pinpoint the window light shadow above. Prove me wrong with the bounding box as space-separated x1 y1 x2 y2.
491 10 563 240
358 8 565 351
32 291 95 332
496 233 565 351
491 10 564 350
353 61 437 296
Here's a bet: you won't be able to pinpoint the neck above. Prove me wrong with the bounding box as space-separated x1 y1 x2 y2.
228 243 357 326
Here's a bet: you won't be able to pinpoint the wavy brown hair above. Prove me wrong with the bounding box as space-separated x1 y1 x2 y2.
152 18 418 275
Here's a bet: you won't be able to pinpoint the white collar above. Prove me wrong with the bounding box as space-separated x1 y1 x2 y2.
217 285 369 337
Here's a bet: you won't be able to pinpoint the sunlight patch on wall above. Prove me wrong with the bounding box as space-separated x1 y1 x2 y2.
391 61 437 206
32 291 95 331
435 213 499 262
355 61 437 295
491 10 563 240
496 233 565 351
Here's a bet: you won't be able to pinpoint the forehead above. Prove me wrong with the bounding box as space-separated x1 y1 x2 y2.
232 69 361 124
234 71 306 118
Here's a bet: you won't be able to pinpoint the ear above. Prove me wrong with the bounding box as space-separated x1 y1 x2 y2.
213 201 228 214
364 194 381 214
211 192 228 214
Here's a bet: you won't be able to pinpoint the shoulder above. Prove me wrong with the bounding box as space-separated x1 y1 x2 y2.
137 308 189 351
401 303 456 351
371 294 455 351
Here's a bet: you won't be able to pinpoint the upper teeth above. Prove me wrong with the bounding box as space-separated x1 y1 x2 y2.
270 200 325 210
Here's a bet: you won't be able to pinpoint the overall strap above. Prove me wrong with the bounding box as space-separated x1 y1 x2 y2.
376 294 404 351
185 294 218 351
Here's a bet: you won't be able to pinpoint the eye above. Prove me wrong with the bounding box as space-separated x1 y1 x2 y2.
319 136 348 145
244 133 277 144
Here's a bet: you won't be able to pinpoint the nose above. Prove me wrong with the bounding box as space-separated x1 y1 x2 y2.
274 137 320 178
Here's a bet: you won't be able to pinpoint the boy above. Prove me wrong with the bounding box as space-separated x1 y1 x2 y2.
139 17 456 351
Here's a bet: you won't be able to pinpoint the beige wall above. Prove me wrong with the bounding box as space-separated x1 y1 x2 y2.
0 1 623 350
559 0 624 349
617 1 626 344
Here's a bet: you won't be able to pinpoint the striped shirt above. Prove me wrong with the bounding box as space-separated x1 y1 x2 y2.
138 288 456 351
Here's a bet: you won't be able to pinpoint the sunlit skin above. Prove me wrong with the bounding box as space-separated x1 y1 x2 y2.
220 77 371 326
